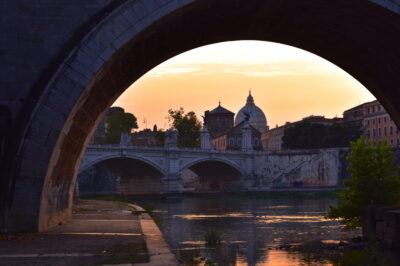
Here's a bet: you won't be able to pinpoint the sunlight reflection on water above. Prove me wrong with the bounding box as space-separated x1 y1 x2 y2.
133 194 359 265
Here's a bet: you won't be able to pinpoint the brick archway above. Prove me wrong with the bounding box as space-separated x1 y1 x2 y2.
3 0 400 232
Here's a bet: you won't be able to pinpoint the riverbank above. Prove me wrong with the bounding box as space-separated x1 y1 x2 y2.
0 200 177 266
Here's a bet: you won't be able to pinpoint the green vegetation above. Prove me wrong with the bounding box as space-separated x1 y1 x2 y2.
87 194 128 202
100 107 138 144
327 137 400 228
205 230 221 247
204 260 217 266
168 107 202 148
141 204 160 225
154 129 166 146
282 121 362 150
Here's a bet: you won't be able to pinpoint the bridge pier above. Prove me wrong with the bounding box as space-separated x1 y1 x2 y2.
162 175 183 193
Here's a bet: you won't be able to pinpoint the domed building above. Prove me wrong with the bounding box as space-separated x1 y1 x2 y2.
235 91 268 133
205 92 267 151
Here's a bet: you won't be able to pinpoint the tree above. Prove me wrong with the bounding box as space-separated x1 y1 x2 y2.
168 107 202 148
101 107 138 144
282 121 362 150
327 136 400 228
154 129 166 147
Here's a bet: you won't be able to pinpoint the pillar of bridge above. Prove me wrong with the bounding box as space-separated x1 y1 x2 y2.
162 175 183 193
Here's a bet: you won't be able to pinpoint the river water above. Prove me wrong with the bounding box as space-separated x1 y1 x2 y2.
131 192 364 265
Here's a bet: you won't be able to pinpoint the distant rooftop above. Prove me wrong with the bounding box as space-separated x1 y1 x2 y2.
208 103 234 114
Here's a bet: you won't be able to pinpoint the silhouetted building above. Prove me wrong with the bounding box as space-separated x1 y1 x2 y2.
344 100 400 146
204 102 234 138
213 121 262 150
261 115 343 151
132 128 157 147
235 91 269 133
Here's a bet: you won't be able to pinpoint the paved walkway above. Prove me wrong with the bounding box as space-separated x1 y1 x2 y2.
0 200 178 266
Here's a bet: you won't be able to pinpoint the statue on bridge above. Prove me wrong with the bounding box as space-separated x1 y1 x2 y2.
119 133 131 146
164 129 178 148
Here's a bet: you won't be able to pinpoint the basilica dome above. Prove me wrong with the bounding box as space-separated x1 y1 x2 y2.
234 91 268 133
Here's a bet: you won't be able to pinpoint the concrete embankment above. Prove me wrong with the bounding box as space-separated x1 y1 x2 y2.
0 200 177 266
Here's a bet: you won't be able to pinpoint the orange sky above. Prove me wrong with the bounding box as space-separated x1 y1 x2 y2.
113 41 375 130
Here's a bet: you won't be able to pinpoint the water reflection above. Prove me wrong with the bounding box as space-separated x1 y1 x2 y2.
132 194 359 265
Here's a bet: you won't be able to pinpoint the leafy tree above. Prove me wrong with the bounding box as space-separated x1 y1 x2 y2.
282 121 362 150
327 136 400 228
154 129 166 147
101 107 138 144
168 107 202 148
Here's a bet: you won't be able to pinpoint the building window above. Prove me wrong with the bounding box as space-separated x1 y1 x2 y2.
373 119 375 124
378 118 381 124
384 116 387 123
367 120 370 126
373 129 376 138
229 138 234 146
255 139 259 146
366 129 370 138
237 138 242 146
390 126 393 135
397 139 400 146
391 139 393 144
379 128 381 137
384 127 387 136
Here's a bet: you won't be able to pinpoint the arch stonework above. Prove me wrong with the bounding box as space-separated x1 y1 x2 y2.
180 157 245 177
1 0 400 232
79 153 167 176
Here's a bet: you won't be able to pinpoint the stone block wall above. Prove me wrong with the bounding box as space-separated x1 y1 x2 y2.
363 205 400 248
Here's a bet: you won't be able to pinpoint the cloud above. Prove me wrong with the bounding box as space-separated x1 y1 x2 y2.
148 66 202 77
221 61 341 77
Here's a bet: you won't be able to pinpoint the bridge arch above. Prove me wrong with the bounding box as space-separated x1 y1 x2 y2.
79 154 166 196
180 158 244 177
180 158 244 192
80 154 166 177
4 0 400 231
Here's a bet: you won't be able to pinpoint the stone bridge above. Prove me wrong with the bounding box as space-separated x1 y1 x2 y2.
80 144 342 193
2 0 400 232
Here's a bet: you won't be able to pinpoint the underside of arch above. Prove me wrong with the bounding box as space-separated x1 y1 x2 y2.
4 0 400 232
81 157 164 195
186 160 243 192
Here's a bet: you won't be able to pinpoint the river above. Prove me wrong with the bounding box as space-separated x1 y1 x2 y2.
131 192 365 265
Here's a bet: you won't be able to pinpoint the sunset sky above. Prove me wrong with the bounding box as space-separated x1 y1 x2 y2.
113 41 375 130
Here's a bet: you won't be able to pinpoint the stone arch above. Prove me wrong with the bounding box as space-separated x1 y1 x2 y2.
78 155 165 196
181 158 244 192
180 158 244 177
79 154 166 176
4 0 400 232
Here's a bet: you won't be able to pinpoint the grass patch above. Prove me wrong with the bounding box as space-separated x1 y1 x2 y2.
141 204 160 225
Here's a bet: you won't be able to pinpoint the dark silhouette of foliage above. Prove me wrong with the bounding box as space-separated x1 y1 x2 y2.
327 137 400 228
282 121 362 150
168 107 201 148
100 107 138 144
154 129 165 147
